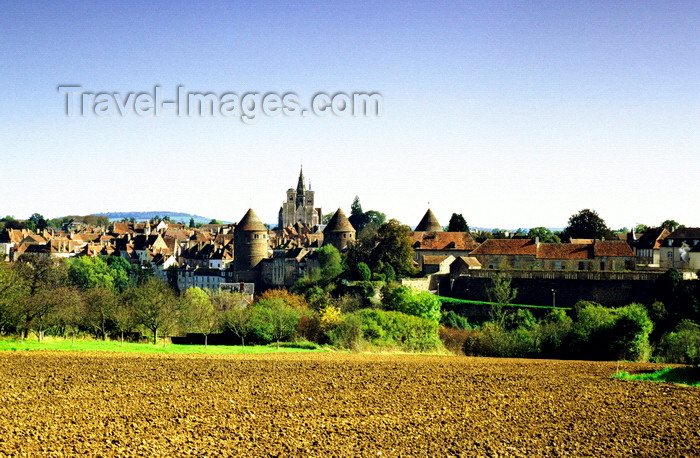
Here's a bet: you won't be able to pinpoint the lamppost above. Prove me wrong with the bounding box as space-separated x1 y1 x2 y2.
551 288 556 308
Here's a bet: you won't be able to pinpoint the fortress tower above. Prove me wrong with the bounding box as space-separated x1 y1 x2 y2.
323 208 356 251
234 208 269 282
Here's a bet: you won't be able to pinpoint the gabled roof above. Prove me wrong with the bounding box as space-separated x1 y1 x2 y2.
634 227 670 250
324 208 354 233
536 243 590 260
421 255 453 266
236 208 267 232
411 231 478 251
470 239 537 256
455 256 482 267
592 240 635 257
415 209 443 232
667 227 700 240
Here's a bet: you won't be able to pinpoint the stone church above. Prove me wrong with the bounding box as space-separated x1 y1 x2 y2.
278 168 322 229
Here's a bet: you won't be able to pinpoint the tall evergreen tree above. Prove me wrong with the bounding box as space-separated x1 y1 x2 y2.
447 213 469 232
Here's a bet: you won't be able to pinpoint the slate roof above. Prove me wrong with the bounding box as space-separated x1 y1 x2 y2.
634 227 670 250
667 227 700 240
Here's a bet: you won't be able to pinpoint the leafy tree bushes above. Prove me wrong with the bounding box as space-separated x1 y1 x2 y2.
657 320 700 365
382 283 441 322
249 298 301 348
560 208 615 241
326 309 443 352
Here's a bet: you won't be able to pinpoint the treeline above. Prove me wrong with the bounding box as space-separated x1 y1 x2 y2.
0 253 446 352
441 268 700 365
1 250 698 363
0 214 111 232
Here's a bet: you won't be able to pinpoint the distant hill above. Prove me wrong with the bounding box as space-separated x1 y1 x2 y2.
94 212 227 225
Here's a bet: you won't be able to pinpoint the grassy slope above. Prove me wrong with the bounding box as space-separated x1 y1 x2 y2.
613 367 700 387
438 296 571 310
0 338 327 355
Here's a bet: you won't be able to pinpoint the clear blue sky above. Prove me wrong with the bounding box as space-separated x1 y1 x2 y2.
1 0 698 229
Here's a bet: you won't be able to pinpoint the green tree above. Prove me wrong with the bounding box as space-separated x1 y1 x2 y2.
364 210 386 227
316 244 344 285
447 213 469 232
356 262 371 281
486 272 518 324
112 298 138 346
180 287 220 346
371 219 417 278
221 302 253 346
189 218 196 228
660 220 681 232
382 284 441 322
561 209 614 241
54 286 85 343
250 299 300 348
126 278 179 345
12 256 69 341
527 227 561 243
209 219 222 225
0 264 25 333
653 268 699 340
103 255 135 292
29 213 48 232
67 256 117 291
348 196 370 231
83 286 117 340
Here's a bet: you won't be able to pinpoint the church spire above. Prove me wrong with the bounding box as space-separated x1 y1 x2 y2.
296 166 306 194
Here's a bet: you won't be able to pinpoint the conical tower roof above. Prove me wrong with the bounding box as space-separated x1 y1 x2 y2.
236 208 267 232
324 208 354 233
415 209 443 232
296 167 306 194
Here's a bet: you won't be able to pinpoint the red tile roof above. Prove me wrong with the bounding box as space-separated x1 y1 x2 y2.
593 240 635 257
411 232 478 251
469 238 536 256
536 243 590 260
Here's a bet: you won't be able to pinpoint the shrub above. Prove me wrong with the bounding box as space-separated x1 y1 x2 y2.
465 323 537 358
440 310 470 330
536 309 573 358
382 284 441 323
439 326 469 355
567 301 653 361
658 320 700 365
328 308 442 353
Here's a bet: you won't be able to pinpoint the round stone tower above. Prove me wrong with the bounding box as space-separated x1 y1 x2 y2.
234 208 269 282
323 208 356 251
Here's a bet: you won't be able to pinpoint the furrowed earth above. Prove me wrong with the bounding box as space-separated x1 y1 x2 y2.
0 352 697 457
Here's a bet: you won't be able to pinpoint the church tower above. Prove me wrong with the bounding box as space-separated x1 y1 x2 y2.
278 168 322 229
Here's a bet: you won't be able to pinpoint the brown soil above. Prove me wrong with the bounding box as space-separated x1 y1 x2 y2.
0 352 697 457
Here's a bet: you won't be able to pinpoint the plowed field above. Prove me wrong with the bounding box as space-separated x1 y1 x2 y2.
0 352 697 457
